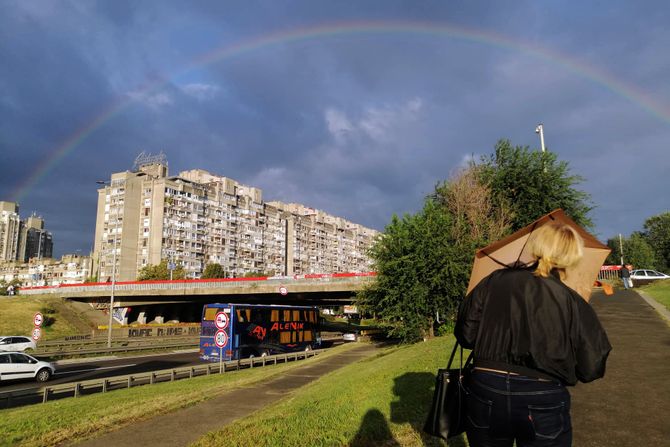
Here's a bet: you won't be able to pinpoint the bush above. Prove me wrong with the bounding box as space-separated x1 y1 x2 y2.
436 321 455 337
40 306 57 315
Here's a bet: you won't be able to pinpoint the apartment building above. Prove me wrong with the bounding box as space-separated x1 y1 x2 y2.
18 215 53 262
0 254 92 287
0 201 21 261
0 201 53 262
93 158 378 281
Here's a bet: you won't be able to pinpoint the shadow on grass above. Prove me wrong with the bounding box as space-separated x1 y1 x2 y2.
390 372 468 447
350 409 401 447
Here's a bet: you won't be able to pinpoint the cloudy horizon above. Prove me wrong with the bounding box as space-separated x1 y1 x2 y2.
1 1 668 257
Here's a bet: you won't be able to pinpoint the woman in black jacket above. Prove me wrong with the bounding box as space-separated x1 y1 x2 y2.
455 223 611 447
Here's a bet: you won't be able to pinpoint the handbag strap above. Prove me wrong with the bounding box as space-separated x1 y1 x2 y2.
447 341 474 370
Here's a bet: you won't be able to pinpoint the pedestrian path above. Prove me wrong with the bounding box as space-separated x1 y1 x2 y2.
570 289 670 446
69 343 380 447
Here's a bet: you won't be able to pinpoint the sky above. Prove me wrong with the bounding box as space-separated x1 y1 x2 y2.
1 0 668 257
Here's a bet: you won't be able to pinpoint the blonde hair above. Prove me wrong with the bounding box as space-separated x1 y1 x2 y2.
527 223 584 278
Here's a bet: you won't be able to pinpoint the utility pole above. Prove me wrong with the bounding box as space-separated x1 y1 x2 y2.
619 233 625 265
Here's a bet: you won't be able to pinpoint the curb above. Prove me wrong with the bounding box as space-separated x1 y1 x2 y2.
637 290 670 322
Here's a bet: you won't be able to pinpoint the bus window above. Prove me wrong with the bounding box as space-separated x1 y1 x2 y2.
280 331 291 343
203 307 220 321
283 310 291 321
271 309 279 322
237 309 252 323
292 310 300 321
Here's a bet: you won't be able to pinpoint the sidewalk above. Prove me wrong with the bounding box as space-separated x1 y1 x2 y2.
570 289 670 446
69 343 381 447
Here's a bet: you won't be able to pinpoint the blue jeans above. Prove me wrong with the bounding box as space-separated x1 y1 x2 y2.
465 370 572 447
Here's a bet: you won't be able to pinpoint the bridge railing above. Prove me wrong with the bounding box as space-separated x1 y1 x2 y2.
17 272 377 296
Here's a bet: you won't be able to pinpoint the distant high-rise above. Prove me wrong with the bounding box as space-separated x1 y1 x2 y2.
0 201 21 261
93 157 378 281
0 202 55 263
19 215 53 262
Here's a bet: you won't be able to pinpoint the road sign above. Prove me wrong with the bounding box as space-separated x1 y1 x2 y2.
279 285 288 296
214 311 229 329
33 312 44 327
32 327 41 341
168 262 176 270
214 329 228 348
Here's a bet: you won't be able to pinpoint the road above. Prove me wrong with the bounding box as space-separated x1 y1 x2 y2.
0 351 201 394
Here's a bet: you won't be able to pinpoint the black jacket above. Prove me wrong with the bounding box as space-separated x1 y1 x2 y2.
455 267 611 385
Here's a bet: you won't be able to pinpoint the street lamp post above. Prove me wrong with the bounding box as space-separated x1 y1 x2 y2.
535 123 546 153
108 238 117 348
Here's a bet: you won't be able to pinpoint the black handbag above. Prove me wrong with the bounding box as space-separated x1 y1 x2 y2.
423 342 473 440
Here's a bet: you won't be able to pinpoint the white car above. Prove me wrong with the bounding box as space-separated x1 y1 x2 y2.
630 270 670 281
0 352 55 382
343 332 358 342
0 336 37 352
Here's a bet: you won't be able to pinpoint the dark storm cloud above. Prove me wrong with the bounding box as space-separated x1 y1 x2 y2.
1 0 668 256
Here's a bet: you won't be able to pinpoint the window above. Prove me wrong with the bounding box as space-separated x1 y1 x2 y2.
9 353 30 364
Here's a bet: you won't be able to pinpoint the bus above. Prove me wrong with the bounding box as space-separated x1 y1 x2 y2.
199 303 321 361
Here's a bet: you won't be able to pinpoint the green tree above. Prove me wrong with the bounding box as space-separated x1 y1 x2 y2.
357 166 510 342
202 263 227 279
479 139 593 231
606 233 657 269
642 212 670 271
137 260 186 281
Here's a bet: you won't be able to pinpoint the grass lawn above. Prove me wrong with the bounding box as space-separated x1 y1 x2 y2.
0 343 363 447
639 280 670 311
191 337 464 447
0 296 81 340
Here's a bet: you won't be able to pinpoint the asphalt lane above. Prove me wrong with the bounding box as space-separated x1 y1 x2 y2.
0 351 201 393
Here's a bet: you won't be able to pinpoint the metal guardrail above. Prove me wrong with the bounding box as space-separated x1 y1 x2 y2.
33 339 199 359
37 336 199 351
0 349 324 409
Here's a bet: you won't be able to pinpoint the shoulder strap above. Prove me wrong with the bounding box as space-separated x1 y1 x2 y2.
447 340 474 370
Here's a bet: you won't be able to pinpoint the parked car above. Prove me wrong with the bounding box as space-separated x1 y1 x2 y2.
0 336 37 352
630 270 670 281
342 332 358 342
0 352 55 382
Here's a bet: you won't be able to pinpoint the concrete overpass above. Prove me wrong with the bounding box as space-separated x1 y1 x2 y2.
20 273 376 323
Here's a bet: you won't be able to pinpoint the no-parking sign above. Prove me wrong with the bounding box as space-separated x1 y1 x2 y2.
32 327 41 341
214 311 229 330
214 329 229 348
33 312 44 327
279 285 288 296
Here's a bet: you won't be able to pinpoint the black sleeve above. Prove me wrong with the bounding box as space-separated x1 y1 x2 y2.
575 299 612 383
455 274 490 349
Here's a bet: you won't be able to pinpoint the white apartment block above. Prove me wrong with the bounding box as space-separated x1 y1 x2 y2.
0 201 21 261
93 160 379 281
0 254 92 287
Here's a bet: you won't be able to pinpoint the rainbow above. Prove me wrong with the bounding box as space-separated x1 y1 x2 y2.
10 20 669 203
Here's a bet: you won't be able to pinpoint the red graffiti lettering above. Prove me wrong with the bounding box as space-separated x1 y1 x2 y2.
250 325 266 340
269 322 305 331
